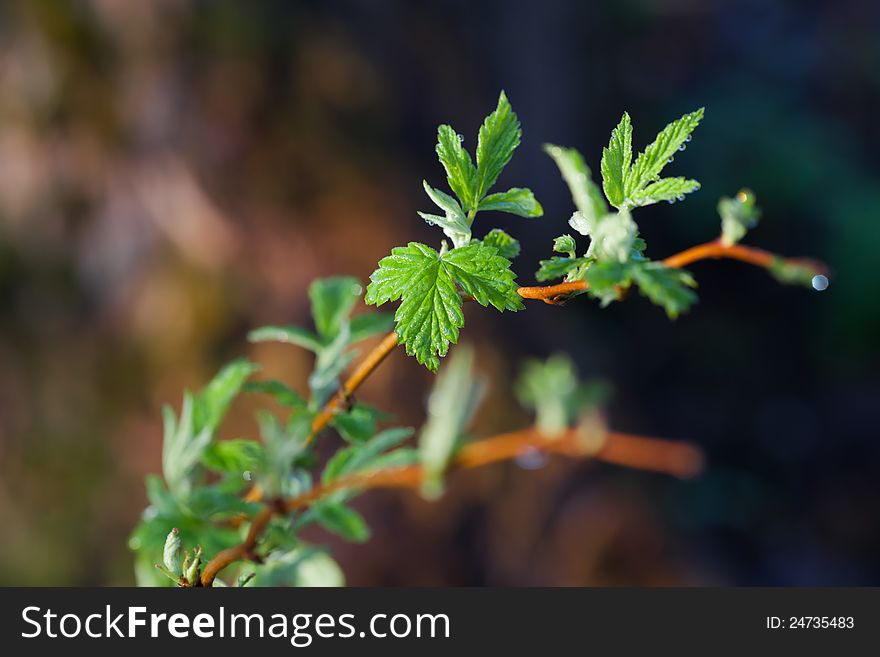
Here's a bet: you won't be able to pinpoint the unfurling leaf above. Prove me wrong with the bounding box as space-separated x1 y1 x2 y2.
544 144 607 222
553 234 577 258
163 528 182 575
480 228 521 259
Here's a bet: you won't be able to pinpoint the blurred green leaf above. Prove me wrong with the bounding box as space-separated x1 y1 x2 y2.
248 325 322 352
309 277 362 342
202 439 265 476
515 354 578 436
419 346 484 498
250 547 344 587
719 189 761 246
313 503 370 543
544 144 607 221
535 256 592 282
349 312 395 343
330 403 391 444
631 262 698 319
553 234 577 258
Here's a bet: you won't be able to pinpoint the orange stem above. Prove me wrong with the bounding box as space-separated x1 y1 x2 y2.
201 427 703 586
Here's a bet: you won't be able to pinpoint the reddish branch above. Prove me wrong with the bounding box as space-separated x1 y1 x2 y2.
201 426 703 586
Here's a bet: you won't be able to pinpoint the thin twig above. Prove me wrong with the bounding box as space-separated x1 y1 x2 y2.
201 426 703 586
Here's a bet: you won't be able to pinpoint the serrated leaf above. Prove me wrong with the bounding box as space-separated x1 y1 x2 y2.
719 189 761 246
631 262 698 318
349 311 395 343
480 228 521 259
309 276 362 342
248 325 322 352
543 144 608 221
535 256 592 282
365 242 521 371
436 124 478 210
477 187 543 217
475 91 521 199
419 346 484 498
626 108 704 198
630 177 701 207
421 180 471 248
600 112 632 208
553 234 577 258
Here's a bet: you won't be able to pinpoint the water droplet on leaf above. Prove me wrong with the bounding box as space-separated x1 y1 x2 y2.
515 448 546 470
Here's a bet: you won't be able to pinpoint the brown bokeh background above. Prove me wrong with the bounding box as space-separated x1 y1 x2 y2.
1 0 878 585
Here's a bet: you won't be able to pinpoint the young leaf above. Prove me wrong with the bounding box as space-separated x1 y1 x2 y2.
330 403 390 444
631 262 698 319
314 503 371 543
553 234 577 258
475 91 521 199
436 123 478 210
543 144 608 222
626 108 704 198
719 189 761 246
365 242 521 371
419 346 484 498
250 547 345 587
248 325 322 352
309 276 361 342
585 260 633 306
244 379 306 409
421 180 471 248
535 256 592 282
477 187 543 217
322 427 415 485
600 112 632 208
349 312 395 343
515 355 578 436
202 439 265 476
587 211 637 263
630 177 701 207
480 228 521 259
163 528 182 576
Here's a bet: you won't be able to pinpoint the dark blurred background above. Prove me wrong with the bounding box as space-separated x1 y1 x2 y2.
0 0 878 586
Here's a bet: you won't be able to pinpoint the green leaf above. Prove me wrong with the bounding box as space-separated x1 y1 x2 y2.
719 189 761 246
202 439 265 476
349 312 395 343
323 427 415 485
309 276 362 342
419 346 484 498
553 234 577 258
365 242 521 371
330 403 390 444
314 503 370 543
626 108 704 199
248 325 322 352
600 112 632 208
535 256 592 282
250 547 345 587
244 379 306 409
586 210 637 263
436 124 478 210
475 91 521 199
421 180 471 248
480 228 521 259
543 144 607 221
256 411 311 497
631 262 698 319
769 257 826 288
162 528 182 575
585 260 633 306
630 177 701 207
162 359 258 498
477 187 543 217
515 354 577 436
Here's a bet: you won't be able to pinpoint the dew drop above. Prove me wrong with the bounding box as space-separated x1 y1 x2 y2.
666 156 674 164
243 470 252 481
515 448 547 470
811 274 829 291
685 134 693 143
457 133 464 143
676 195 685 202
678 143 686 151
667 199 675 204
